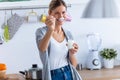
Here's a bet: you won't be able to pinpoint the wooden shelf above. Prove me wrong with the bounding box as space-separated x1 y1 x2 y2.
0 1 71 10
0 1 51 10
78 66 120 80
0 0 90 10
0 1 49 10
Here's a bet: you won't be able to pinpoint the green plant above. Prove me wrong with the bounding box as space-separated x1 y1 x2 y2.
100 48 117 60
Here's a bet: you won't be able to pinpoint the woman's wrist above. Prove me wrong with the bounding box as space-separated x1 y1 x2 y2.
47 29 54 35
69 53 77 67
69 52 75 58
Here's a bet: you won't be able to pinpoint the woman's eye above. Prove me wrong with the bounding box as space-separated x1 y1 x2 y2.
62 11 66 14
54 11 66 15
55 12 59 15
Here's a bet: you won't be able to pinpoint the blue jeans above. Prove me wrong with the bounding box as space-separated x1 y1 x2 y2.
51 65 73 80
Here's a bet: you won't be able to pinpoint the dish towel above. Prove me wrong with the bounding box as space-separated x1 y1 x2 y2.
2 13 24 41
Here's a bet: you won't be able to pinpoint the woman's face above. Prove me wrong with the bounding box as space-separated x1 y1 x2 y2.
49 5 67 25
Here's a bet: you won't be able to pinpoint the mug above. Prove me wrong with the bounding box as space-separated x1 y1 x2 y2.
27 10 38 23
40 14 47 23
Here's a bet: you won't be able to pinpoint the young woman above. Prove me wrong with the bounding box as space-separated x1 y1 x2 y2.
36 0 82 80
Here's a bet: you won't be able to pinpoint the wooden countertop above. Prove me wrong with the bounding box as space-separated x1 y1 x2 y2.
0 74 25 80
1 66 120 80
78 66 120 80
7 74 25 80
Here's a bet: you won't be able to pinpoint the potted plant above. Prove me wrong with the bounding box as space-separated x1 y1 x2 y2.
100 48 117 68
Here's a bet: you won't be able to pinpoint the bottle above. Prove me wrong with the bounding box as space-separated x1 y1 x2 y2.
31 64 38 80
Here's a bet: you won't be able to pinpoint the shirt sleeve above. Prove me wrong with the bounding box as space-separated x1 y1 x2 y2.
36 28 43 46
35 27 49 61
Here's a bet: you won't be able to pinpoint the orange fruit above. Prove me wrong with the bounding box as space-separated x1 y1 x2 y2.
0 63 6 70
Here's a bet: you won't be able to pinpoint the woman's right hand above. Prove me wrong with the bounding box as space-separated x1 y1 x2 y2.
45 16 56 31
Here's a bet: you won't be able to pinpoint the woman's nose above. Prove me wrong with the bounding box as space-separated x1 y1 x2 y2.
59 13 63 18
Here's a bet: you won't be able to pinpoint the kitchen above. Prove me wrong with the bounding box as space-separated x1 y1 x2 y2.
1 0 120 80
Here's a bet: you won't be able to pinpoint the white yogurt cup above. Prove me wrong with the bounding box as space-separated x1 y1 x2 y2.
67 40 74 49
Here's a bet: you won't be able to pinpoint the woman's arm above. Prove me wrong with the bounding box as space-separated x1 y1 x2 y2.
38 16 55 53
69 54 77 67
38 30 53 52
69 43 79 68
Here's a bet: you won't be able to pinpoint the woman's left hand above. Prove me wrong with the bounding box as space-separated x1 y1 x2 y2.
69 43 79 55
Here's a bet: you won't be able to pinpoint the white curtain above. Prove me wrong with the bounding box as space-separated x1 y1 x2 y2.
82 0 119 18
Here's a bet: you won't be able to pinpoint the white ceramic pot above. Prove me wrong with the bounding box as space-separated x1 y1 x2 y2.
103 59 114 68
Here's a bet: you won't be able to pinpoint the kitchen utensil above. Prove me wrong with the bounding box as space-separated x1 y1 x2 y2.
86 33 102 70
0 33 4 44
19 64 42 80
40 14 72 23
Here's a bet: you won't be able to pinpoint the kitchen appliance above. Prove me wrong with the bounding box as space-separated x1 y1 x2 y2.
20 64 42 80
86 33 102 70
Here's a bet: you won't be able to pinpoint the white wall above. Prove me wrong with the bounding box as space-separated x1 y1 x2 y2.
69 4 120 68
0 9 47 73
1 1 120 73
